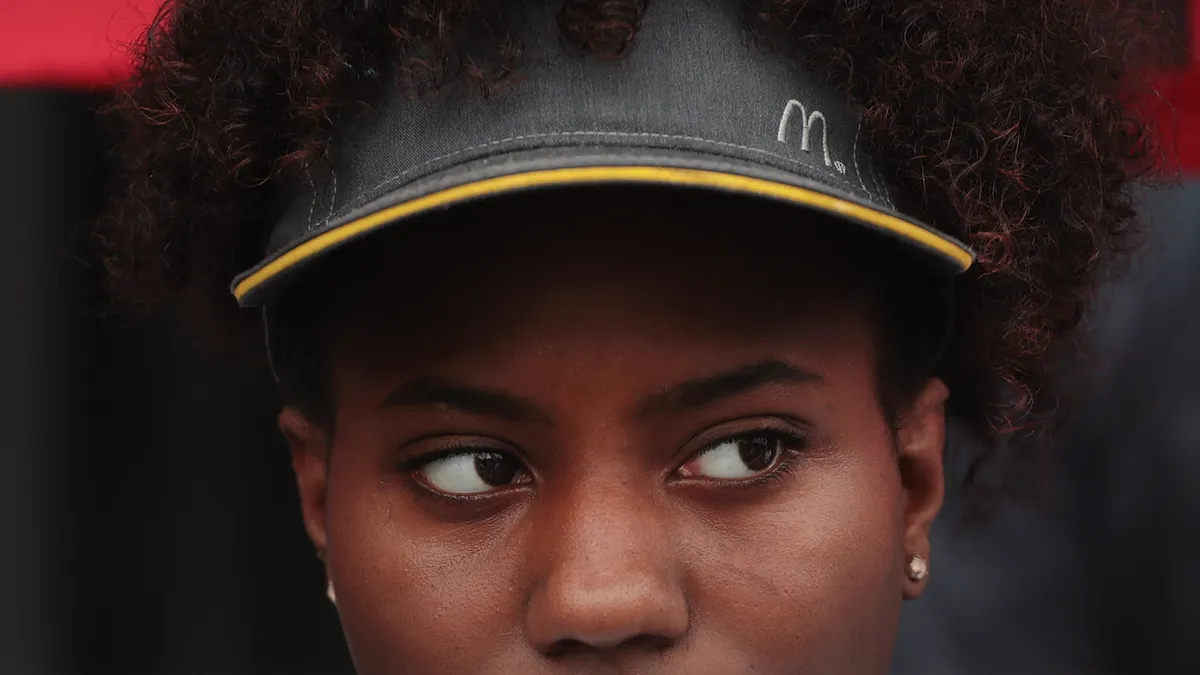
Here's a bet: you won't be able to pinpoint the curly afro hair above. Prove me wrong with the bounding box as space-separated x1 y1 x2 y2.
95 0 1161 511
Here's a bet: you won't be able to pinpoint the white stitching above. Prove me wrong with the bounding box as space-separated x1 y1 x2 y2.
379 132 860 193
852 120 875 201
312 131 865 228
305 169 317 229
849 124 894 210
326 169 338 222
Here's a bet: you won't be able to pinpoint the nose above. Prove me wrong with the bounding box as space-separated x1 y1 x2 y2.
524 481 690 657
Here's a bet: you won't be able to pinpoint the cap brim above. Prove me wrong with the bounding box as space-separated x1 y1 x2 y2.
232 148 973 306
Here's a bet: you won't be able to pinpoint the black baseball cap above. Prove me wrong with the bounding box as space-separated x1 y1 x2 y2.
231 0 974 308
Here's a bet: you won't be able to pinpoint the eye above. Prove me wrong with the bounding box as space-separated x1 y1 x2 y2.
678 433 790 480
416 451 529 496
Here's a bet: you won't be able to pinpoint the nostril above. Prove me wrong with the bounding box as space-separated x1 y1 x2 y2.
544 638 591 659
545 633 676 659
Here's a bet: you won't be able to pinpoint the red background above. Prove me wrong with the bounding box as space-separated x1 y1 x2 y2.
1 0 1196 169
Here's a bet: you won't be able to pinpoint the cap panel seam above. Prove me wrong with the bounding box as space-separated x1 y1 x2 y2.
307 130 867 232
851 120 877 202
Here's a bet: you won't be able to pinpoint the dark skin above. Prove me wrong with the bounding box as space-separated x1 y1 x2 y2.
282 192 948 674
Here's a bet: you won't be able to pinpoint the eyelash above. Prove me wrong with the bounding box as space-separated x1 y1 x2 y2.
398 424 812 496
680 426 811 491
395 439 513 473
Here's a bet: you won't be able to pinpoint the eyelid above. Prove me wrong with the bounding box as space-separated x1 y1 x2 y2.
395 436 523 473
401 441 535 502
680 416 810 457
670 417 811 478
390 419 810 482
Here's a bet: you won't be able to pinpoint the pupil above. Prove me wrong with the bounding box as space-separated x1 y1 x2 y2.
738 437 778 471
474 453 520 486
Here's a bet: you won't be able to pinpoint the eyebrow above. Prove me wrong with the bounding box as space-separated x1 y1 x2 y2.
637 359 825 416
381 359 822 423
382 376 550 423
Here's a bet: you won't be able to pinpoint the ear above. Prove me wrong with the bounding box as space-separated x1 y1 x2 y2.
895 377 948 600
280 407 332 558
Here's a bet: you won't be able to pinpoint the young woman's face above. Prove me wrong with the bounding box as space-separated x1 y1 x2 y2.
284 192 948 675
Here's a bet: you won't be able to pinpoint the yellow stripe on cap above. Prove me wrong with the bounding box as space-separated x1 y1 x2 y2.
233 165 974 301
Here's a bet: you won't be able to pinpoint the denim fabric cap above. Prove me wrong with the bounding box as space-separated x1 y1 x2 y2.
230 0 975 308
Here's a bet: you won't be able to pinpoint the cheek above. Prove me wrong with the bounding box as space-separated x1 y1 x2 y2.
684 427 906 669
322 440 528 671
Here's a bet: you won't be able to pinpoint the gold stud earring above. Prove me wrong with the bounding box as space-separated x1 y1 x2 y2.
326 579 337 605
906 554 929 582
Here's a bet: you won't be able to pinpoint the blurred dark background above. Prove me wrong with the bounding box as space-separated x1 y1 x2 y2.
0 91 350 673
1 1 1198 674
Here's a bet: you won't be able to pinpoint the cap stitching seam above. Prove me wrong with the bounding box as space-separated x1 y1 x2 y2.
852 121 877 202
310 131 869 230
327 169 338 222
305 169 317 230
